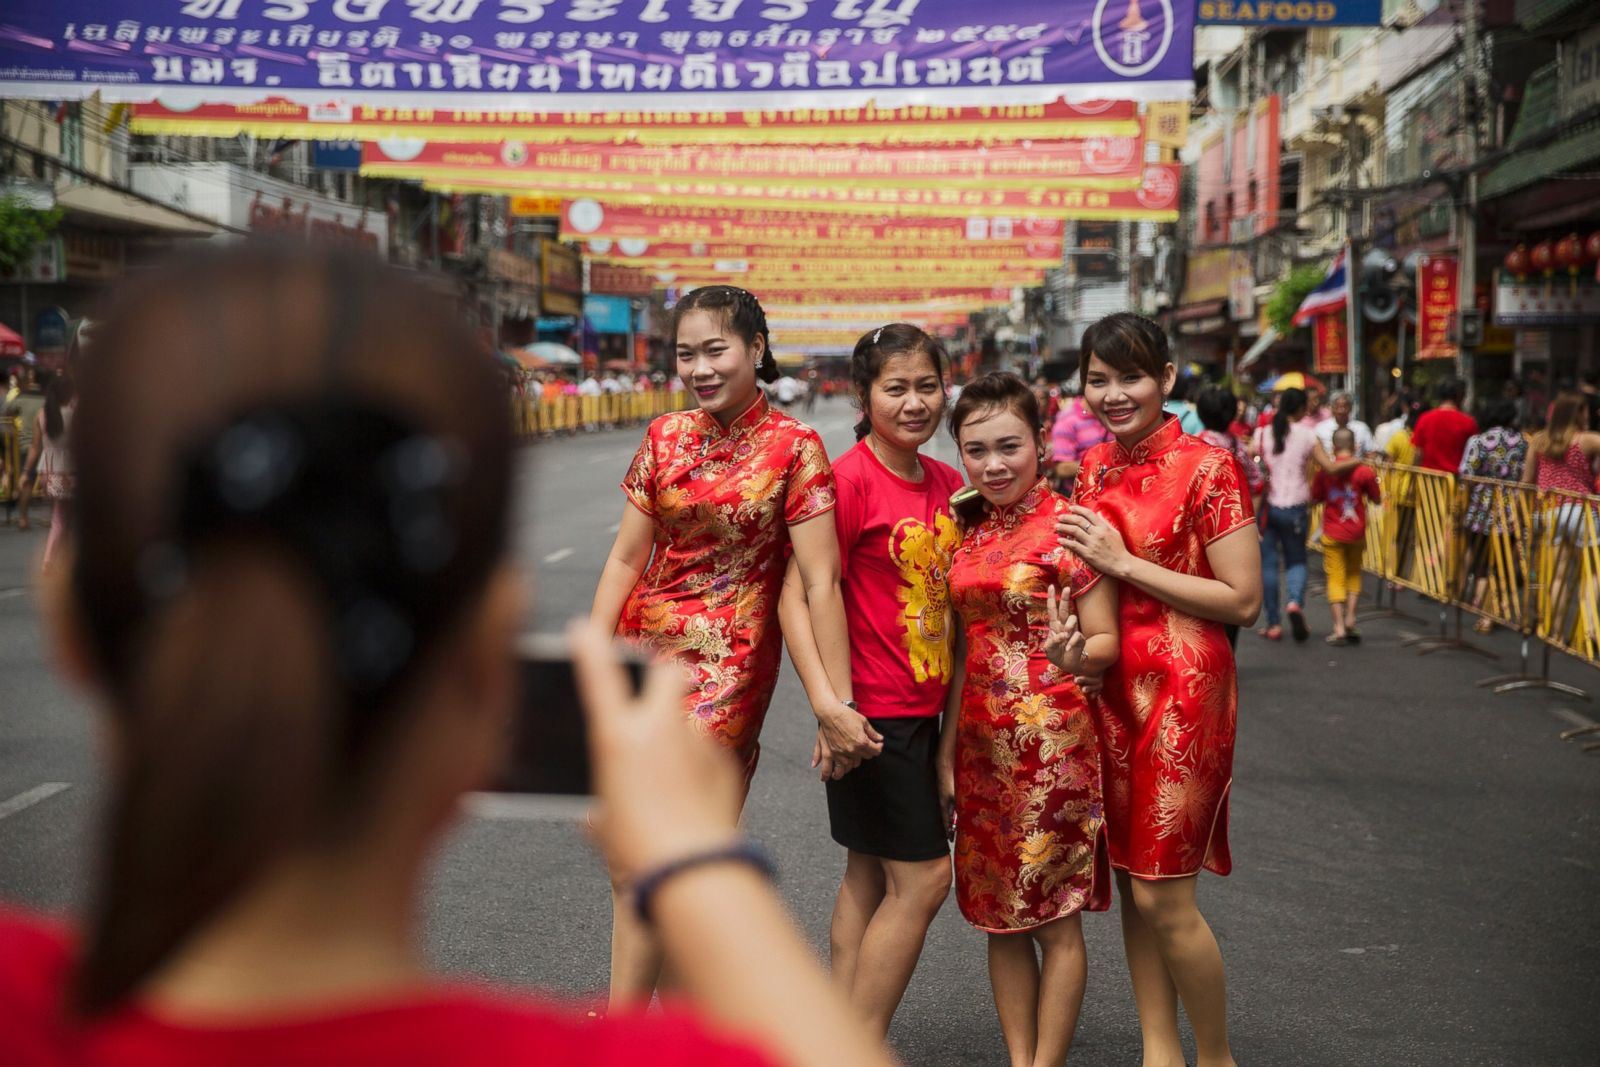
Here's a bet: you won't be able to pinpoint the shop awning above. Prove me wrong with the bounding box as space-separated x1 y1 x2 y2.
1236 327 1279 372
1482 63 1600 201
1175 300 1228 322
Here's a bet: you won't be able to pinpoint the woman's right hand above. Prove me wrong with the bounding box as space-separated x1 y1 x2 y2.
814 700 883 772
570 620 742 883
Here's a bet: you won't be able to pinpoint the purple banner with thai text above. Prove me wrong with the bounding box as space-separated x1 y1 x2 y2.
0 1 1193 111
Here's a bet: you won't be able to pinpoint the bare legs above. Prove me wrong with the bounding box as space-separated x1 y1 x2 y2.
607 880 665 1011
829 850 950 1036
1116 871 1236 1067
41 498 69 572
986 914 1089 1067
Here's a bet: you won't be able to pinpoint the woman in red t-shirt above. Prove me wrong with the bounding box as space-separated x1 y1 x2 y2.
0 247 894 1067
781 325 962 1037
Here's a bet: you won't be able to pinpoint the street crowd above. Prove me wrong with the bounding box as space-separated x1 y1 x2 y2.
2 244 1596 1067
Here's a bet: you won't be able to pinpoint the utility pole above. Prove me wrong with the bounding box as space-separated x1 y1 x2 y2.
1457 0 1482 398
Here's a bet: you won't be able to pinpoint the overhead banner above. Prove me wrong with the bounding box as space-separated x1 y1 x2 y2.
585 239 1064 266
704 286 1013 306
3 2 1194 108
562 201 1067 245
1312 312 1348 374
660 267 1043 287
434 162 1181 219
362 135 1146 189
1198 1 1384 27
130 99 1141 144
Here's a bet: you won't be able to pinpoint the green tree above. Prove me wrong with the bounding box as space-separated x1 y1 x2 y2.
1265 263 1329 336
0 195 63 274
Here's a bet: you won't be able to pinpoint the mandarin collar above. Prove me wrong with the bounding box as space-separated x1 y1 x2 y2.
694 391 769 438
989 477 1052 528
1110 413 1184 466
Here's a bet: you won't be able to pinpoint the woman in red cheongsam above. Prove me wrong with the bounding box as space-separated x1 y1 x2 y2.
592 286 879 1008
1059 314 1262 1067
942 373 1120 1067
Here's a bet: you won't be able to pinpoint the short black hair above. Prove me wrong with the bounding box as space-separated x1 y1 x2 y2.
1195 385 1236 435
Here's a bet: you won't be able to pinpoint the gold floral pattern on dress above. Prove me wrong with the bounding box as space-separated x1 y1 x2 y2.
1074 416 1254 878
949 480 1111 932
620 395 835 776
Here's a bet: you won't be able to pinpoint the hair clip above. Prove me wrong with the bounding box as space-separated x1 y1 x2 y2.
872 327 884 344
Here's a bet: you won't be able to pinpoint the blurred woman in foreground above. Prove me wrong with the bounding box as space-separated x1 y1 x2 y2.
0 246 893 1067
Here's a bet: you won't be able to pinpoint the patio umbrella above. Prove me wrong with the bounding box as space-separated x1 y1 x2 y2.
0 322 24 358
522 342 583 366
1269 371 1325 393
508 349 553 371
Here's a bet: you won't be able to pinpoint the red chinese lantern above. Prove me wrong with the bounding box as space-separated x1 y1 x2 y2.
1556 233 1583 294
1530 240 1555 274
1504 243 1529 279
1585 231 1600 265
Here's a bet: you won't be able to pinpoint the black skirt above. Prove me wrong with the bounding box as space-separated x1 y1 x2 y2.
825 715 950 863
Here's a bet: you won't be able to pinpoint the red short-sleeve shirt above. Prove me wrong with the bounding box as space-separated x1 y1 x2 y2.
0 911 774 1067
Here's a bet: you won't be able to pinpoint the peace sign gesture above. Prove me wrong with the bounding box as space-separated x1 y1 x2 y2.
1042 584 1087 675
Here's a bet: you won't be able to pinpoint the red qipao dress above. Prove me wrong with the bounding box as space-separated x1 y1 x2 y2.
948 479 1111 932
1072 415 1255 878
619 394 835 780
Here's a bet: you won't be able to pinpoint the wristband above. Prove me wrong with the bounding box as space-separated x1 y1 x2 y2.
631 840 778 924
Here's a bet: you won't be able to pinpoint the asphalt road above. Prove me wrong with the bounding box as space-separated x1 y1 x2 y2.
2 394 1598 1065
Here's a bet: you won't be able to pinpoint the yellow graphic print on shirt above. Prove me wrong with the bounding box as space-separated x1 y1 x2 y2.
890 512 961 683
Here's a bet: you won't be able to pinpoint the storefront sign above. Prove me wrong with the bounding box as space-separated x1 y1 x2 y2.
1073 221 1122 281
1493 273 1600 326
1198 0 1383 26
1180 247 1232 306
1416 254 1459 360
1563 23 1600 122
1312 312 1348 373
488 249 539 289
583 294 633 335
541 239 582 317
132 99 1141 146
1145 100 1189 148
509 196 563 218
7 2 1195 109
62 231 125 281
310 141 362 171
588 262 655 296
1228 250 1255 321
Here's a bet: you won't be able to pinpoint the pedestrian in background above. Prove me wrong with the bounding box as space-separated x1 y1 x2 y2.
1412 377 1478 473
780 324 962 1038
1049 384 1111 494
0 246 896 1067
1458 399 1527 634
592 284 877 1008
2 366 45 530
1062 313 1261 1067
1314 391 1375 456
1197 385 1265 649
945 372 1119 1067
1249 387 1361 642
1312 427 1382 645
1521 391 1600 547
32 370 75 573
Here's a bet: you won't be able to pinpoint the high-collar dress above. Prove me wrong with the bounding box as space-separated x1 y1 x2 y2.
1072 416 1254 878
620 394 835 781
948 479 1111 932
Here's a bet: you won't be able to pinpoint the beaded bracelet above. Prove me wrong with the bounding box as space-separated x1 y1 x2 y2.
631 840 778 923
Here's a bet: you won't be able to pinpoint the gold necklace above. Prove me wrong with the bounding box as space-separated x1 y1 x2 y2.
868 433 923 482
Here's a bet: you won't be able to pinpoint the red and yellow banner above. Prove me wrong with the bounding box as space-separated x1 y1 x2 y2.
1312 312 1348 374
431 162 1179 220
562 202 1068 245
364 136 1146 190
586 240 1064 267
1417 254 1460 361
719 286 1013 307
131 99 1141 146
588 263 655 297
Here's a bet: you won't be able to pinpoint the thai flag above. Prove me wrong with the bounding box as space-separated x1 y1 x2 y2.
1292 245 1351 326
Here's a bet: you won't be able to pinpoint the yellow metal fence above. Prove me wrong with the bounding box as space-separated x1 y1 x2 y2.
1311 460 1600 698
509 387 691 439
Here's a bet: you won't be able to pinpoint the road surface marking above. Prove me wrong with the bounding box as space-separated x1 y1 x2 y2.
607 523 621 534
0 588 26 600
0 783 71 821
543 548 574 564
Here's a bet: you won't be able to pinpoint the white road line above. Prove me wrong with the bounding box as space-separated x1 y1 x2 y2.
543 547 575 564
0 588 26 600
607 523 621 534
0 783 71 821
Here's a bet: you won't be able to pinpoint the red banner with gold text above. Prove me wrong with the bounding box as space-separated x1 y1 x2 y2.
1312 312 1349 374
1417 255 1460 361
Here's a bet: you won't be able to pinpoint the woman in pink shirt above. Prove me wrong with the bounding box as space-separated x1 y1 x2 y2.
1249 387 1360 641
1522 391 1600 543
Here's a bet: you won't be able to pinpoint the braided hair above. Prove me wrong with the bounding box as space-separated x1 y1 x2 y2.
672 285 781 384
